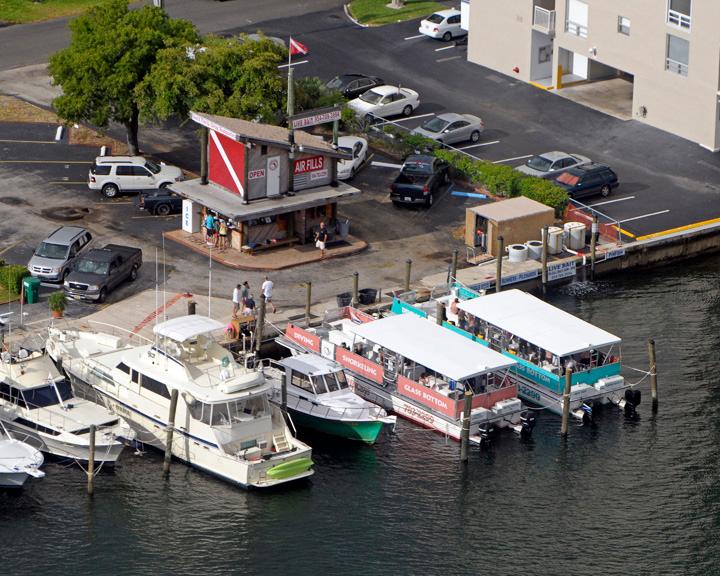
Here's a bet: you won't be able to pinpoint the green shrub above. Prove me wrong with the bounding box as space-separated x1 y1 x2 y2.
517 177 569 216
48 291 67 312
0 264 29 294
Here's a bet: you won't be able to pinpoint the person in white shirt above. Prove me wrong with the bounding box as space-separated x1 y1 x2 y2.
261 276 277 313
231 284 241 318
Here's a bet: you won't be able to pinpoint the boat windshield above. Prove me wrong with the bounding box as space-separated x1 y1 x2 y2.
188 396 267 425
23 380 74 408
310 371 349 394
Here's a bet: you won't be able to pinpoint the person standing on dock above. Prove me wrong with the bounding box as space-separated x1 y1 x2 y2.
232 284 241 318
240 281 250 309
315 221 329 259
262 276 277 314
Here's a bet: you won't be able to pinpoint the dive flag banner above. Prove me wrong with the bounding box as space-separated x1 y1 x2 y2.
289 37 309 56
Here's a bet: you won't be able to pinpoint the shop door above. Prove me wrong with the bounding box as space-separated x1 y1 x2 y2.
266 156 281 197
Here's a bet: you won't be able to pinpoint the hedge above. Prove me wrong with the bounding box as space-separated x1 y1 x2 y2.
0 264 29 294
434 149 569 215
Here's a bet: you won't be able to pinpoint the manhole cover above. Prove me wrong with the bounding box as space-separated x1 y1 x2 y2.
41 206 92 221
0 196 30 206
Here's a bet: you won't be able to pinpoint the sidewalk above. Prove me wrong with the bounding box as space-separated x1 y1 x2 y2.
164 229 368 271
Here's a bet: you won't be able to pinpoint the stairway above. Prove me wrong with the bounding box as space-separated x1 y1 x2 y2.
273 433 290 453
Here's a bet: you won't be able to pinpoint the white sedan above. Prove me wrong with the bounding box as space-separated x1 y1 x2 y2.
347 85 420 119
337 136 368 180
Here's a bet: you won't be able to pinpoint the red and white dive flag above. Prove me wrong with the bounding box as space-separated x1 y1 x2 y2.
289 37 309 56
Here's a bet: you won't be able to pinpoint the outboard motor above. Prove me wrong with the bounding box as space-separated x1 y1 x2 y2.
520 410 536 438
478 424 496 445
581 400 594 425
623 388 641 416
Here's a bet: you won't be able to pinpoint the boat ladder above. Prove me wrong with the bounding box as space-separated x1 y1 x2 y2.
272 433 290 453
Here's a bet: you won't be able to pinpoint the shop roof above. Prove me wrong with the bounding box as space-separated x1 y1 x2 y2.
457 289 621 357
467 197 553 222
190 111 349 159
349 314 515 381
171 178 360 221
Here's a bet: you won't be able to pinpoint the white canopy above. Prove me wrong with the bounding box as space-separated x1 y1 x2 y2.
280 353 341 376
458 289 621 357
349 313 514 381
153 315 225 342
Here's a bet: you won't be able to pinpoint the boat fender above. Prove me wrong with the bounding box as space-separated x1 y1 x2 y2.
632 389 641 407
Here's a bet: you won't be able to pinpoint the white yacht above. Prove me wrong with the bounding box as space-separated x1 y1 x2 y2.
47 316 314 488
0 428 45 488
264 353 395 444
0 347 128 465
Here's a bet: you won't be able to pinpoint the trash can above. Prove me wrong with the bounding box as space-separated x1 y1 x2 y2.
358 288 377 305
336 292 352 307
338 219 350 238
23 276 41 304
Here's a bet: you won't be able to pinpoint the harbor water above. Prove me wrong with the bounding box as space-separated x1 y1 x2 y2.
2 256 720 576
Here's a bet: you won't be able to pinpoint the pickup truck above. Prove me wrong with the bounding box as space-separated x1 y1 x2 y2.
64 244 142 303
137 189 183 216
390 155 449 208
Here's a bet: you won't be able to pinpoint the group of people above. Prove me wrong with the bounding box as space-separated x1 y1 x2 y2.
204 211 230 249
231 276 277 319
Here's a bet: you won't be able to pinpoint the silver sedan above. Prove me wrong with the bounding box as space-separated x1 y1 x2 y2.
411 113 484 146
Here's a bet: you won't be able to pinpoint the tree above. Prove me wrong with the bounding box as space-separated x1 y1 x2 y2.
137 34 287 125
48 0 198 155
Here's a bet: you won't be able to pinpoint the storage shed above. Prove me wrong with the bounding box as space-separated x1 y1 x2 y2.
465 197 554 256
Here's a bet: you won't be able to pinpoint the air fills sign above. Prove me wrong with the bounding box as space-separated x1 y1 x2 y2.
294 155 325 175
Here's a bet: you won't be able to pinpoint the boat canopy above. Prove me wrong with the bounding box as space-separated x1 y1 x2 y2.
349 314 515 381
153 315 225 342
458 289 621 357
279 354 341 377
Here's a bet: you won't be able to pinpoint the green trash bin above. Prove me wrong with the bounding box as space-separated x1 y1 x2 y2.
23 276 41 304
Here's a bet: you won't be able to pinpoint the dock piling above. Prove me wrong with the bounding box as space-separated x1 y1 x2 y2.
649 339 658 412
352 272 359 307
541 225 549 294
163 388 179 477
87 424 96 496
281 373 288 412
460 390 473 462
450 249 459 282
404 259 412 293
305 281 312 324
187 300 196 315
255 296 266 353
561 368 572 437
495 236 504 293
590 216 598 279
435 300 445 326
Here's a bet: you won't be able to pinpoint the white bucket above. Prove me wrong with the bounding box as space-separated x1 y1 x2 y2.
564 222 586 250
507 243 528 263
525 240 543 260
547 226 564 255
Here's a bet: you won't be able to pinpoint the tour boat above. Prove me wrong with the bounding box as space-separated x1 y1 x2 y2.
0 429 45 488
47 316 314 489
279 308 534 444
404 289 635 419
263 353 396 444
0 347 128 465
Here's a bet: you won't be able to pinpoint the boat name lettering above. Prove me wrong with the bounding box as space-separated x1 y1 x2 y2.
402 403 435 424
518 384 541 403
285 324 321 352
512 362 554 385
397 376 458 418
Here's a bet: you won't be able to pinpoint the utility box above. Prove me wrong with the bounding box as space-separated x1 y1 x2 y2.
182 199 200 233
23 276 41 304
465 197 555 257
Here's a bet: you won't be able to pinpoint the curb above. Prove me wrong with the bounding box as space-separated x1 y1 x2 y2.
343 3 369 28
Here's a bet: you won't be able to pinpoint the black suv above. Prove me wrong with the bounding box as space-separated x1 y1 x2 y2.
554 163 619 200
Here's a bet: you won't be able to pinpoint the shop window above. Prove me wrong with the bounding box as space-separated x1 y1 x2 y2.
261 145 268 155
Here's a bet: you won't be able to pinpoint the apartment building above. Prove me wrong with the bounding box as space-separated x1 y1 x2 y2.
464 0 720 151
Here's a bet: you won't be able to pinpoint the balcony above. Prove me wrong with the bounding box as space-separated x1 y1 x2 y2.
533 6 556 36
666 58 688 77
667 9 691 30
565 20 588 38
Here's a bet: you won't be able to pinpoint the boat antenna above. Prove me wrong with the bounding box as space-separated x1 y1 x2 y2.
154 247 159 351
208 237 212 318
162 234 167 322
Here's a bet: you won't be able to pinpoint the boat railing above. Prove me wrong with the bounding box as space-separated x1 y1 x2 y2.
285 394 385 421
86 320 154 346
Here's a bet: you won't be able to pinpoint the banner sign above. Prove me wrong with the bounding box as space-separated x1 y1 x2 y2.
294 155 325 175
335 347 384 384
285 324 321 353
248 168 266 180
290 106 343 130
396 375 459 418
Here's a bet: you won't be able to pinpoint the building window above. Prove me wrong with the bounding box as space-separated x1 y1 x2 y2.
565 0 588 38
666 34 689 76
617 16 630 35
667 0 691 30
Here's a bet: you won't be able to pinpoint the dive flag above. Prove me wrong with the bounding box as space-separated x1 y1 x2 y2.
289 37 309 56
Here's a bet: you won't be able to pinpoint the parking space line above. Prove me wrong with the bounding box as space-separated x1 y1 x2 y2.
458 141 500 150
0 241 19 256
371 161 402 169
50 181 87 184
278 60 308 68
388 113 435 124
93 201 134 205
131 215 178 219
0 138 57 144
492 154 533 164
435 45 455 52
0 160 92 164
589 196 635 207
404 34 424 40
436 56 462 63
618 209 670 224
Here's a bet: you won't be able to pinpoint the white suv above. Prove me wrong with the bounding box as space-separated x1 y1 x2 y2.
88 156 183 198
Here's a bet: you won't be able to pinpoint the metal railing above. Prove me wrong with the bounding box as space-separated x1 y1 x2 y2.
665 58 689 77
533 6 556 35
566 198 624 243
667 9 691 29
565 20 588 38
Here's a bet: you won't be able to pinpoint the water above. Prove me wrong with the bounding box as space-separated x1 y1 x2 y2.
3 256 720 576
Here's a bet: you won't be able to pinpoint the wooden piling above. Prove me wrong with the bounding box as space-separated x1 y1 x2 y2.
163 388 179 477
541 225 549 293
450 249 459 282
305 281 312 323
281 373 288 412
87 424 96 496
495 235 504 293
561 368 572 437
436 300 445 326
352 272 359 306
460 390 473 462
255 296 266 353
187 300 196 315
590 216 598 279
649 338 658 412
404 259 412 292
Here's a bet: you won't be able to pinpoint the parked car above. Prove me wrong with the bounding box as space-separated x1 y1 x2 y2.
88 156 183 198
337 136 368 180
411 113 484 146
326 74 384 100
390 155 449 207
27 226 93 283
515 151 591 178
347 85 420 119
419 9 466 41
138 189 183 216
64 244 142 303
553 163 619 199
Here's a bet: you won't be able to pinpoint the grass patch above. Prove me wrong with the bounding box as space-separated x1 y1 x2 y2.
0 0 107 24
348 0 444 26
0 285 20 305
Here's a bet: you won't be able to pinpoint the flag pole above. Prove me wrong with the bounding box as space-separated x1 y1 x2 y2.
287 38 295 194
